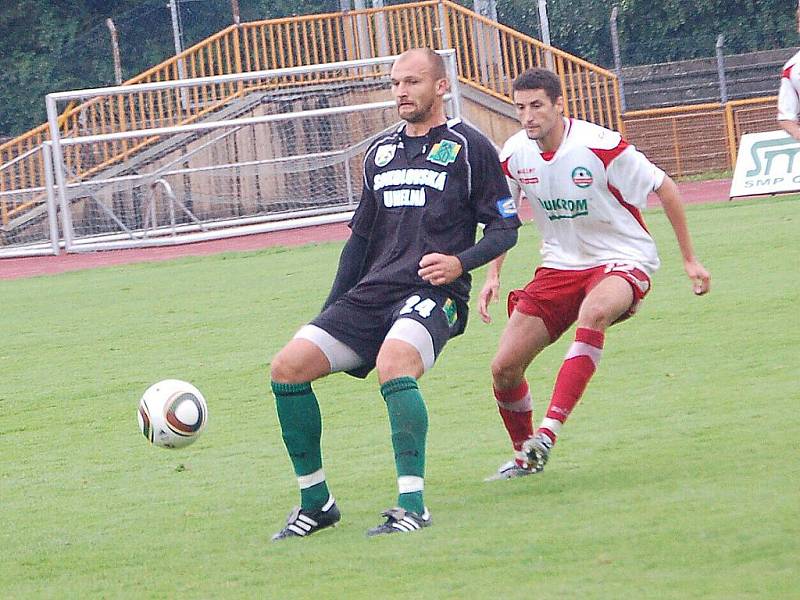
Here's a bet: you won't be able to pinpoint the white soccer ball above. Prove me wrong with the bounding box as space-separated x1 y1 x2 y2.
137 379 208 449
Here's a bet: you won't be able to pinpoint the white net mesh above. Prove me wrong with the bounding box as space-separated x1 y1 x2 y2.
54 66 399 249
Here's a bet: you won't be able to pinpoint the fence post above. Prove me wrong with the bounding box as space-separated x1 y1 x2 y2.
168 0 189 109
538 0 554 70
437 0 451 50
168 0 185 72
372 0 389 57
339 0 358 61
231 10 244 99
106 19 123 85
716 34 728 104
610 6 626 114
353 0 372 59
231 0 240 24
474 0 501 83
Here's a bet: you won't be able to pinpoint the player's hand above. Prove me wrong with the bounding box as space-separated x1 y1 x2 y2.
418 253 463 286
478 274 500 324
684 258 711 295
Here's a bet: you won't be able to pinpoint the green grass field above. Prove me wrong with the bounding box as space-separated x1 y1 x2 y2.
1 197 798 599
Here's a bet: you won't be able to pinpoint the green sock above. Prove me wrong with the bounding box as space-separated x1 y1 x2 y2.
381 376 427 515
271 381 330 511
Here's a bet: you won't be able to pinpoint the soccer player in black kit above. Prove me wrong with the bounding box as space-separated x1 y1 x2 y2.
270 48 520 539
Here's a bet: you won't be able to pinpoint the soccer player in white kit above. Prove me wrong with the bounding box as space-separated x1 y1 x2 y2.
777 6 800 140
480 68 711 480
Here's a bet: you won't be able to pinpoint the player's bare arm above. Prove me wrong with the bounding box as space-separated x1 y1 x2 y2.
478 253 507 324
478 182 521 323
778 119 800 141
655 175 712 295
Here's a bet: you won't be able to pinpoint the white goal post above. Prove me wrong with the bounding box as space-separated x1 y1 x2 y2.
39 50 461 254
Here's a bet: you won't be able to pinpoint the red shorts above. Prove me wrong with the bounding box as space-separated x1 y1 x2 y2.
508 263 652 342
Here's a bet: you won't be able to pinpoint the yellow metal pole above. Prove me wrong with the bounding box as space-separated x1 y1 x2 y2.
233 19 245 97
724 102 737 169
613 76 624 134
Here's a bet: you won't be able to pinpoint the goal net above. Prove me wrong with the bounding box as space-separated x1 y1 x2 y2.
40 51 461 252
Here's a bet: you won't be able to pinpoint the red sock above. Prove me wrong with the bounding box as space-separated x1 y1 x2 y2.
494 380 533 457
542 327 604 443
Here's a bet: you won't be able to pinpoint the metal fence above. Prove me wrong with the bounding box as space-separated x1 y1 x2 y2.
622 97 777 177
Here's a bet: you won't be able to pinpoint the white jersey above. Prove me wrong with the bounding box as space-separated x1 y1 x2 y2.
777 49 800 122
500 118 665 274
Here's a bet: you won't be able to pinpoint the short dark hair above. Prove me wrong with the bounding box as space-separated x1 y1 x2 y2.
512 68 562 103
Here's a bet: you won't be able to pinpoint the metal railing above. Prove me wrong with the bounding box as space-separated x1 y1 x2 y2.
0 0 619 229
442 2 620 130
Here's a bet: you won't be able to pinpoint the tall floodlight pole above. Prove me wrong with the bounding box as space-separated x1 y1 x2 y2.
538 0 554 70
610 6 626 113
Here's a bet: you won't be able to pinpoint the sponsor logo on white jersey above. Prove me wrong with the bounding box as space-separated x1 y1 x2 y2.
374 168 448 191
572 166 593 188
516 168 539 184
383 188 427 207
538 198 589 220
374 144 397 167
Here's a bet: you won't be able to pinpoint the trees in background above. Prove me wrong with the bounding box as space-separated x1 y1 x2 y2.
0 0 796 137
498 0 797 66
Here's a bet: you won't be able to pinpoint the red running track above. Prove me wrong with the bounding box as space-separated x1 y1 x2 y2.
0 178 732 281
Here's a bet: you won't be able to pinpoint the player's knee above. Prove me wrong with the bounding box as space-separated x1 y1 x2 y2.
491 356 523 388
375 348 423 383
577 302 613 330
270 351 306 384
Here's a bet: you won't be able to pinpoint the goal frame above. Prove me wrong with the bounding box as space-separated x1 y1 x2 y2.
44 50 461 254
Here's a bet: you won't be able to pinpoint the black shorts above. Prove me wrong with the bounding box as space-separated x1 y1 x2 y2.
311 287 466 378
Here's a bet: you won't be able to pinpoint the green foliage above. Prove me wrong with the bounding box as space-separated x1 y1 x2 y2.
496 0 798 66
0 0 798 136
615 0 798 64
497 0 614 65
1 198 799 598
0 0 336 138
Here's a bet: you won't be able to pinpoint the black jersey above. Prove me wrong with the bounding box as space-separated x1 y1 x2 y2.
347 118 520 316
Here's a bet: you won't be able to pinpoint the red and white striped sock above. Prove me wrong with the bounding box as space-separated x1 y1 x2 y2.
539 327 604 444
494 380 533 466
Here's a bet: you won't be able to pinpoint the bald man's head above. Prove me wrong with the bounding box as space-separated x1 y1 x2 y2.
394 48 447 81
390 48 449 130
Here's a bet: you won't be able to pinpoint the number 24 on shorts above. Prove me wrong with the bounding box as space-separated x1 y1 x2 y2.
399 295 437 318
